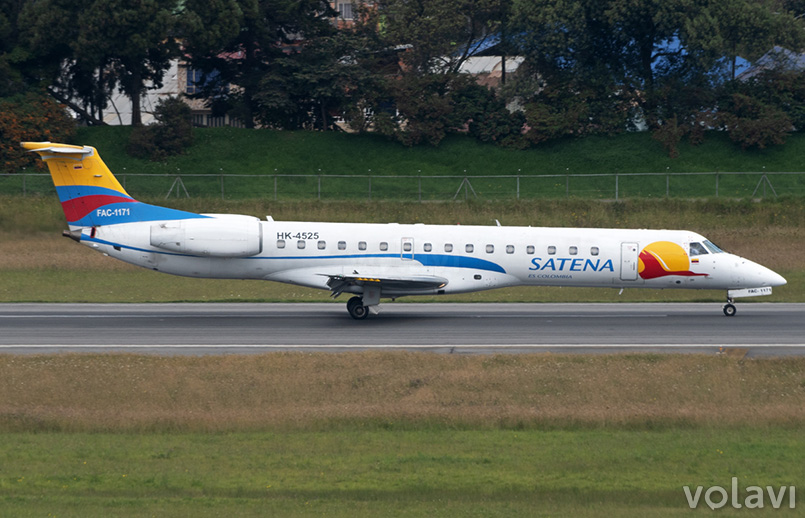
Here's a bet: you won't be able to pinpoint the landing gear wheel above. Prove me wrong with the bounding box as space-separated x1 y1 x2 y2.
347 296 369 320
722 303 736 317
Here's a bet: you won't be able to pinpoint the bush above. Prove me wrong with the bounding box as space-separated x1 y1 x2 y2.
521 81 636 146
0 92 76 173
718 93 792 149
126 97 194 161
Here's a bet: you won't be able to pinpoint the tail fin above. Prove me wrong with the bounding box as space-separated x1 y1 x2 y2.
22 142 135 229
22 141 201 229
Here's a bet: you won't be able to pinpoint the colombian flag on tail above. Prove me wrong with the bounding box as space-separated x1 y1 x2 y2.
22 142 202 229
22 142 135 229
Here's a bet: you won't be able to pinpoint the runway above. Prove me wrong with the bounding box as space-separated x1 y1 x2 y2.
1 302 803 357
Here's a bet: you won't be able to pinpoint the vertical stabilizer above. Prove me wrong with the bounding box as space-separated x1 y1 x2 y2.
22 141 203 229
22 142 134 229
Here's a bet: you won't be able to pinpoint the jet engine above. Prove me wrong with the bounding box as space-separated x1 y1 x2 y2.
150 215 262 257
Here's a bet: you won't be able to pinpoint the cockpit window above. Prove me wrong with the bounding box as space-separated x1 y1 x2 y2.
703 240 724 254
689 242 708 256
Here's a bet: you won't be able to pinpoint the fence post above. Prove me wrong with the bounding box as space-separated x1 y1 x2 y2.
220 174 225 200
516 175 520 200
274 176 277 201
715 173 719 197
615 174 619 201
318 175 321 200
368 176 372 201
666 173 669 197
22 172 26 196
418 176 422 202
566 174 569 198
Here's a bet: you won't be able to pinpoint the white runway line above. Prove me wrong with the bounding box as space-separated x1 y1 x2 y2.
0 343 802 349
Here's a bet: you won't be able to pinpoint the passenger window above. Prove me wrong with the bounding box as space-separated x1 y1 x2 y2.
486 244 494 253
466 244 474 253
380 242 388 251
403 242 412 252
591 246 599 256
359 241 367 251
277 240 286 249
569 246 578 255
424 243 432 252
297 240 306 249
506 245 515 254
689 242 708 256
548 246 556 255
317 240 326 250
526 245 535 255
445 243 453 252
338 241 346 250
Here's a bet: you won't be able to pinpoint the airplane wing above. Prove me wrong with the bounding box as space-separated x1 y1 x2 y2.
324 271 449 298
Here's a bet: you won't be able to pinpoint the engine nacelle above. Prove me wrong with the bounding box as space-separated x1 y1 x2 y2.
150 216 262 257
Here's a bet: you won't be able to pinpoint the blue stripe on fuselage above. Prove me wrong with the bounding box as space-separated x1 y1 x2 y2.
82 236 507 274
245 253 505 273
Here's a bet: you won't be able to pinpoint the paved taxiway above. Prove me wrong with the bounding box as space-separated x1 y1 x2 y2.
1 303 803 357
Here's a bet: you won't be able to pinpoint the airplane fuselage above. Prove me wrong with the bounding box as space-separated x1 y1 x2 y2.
83 218 780 296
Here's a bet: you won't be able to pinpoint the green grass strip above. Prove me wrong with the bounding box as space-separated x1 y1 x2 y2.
1 429 802 517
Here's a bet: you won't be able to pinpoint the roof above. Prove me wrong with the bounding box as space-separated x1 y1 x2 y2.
736 46 800 81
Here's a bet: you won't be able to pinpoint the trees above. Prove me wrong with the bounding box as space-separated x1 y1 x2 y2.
0 0 36 97
3 0 805 155
379 0 505 75
75 0 179 126
0 92 76 171
507 0 805 153
343 0 515 146
17 0 179 126
253 30 370 130
181 0 337 128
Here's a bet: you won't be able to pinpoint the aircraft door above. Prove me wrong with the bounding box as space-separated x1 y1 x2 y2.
620 242 639 281
401 237 414 261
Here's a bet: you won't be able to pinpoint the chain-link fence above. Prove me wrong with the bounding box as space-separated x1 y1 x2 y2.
2 171 803 200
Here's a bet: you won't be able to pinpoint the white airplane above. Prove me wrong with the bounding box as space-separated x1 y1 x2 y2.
23 141 786 319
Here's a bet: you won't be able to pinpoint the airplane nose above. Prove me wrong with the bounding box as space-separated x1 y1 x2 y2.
765 268 787 287
745 261 786 287
728 255 786 288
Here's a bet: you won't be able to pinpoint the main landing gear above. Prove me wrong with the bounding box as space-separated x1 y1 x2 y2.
347 296 369 320
722 296 736 317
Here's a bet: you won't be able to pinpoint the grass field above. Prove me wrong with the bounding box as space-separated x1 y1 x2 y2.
2 428 803 517
65 126 805 176
4 127 805 199
1 353 805 516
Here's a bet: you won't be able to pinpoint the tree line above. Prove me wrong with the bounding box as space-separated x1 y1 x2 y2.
2 0 805 164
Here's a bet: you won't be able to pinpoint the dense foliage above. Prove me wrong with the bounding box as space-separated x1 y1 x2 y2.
126 97 194 161
0 92 76 171
2 0 805 163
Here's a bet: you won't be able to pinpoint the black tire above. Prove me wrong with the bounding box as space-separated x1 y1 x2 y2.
723 303 736 317
347 296 369 320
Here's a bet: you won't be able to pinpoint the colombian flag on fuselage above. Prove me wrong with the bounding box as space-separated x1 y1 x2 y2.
22 142 202 229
